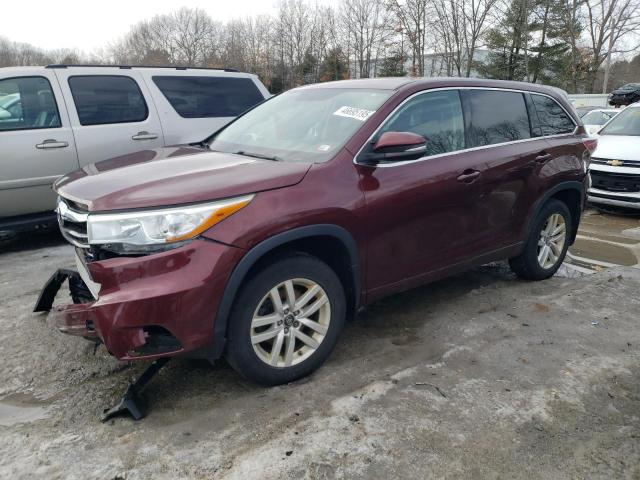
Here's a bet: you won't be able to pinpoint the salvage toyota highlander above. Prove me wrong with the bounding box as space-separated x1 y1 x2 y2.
39 77 591 388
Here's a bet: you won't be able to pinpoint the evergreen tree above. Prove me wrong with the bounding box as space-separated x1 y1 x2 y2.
378 50 407 77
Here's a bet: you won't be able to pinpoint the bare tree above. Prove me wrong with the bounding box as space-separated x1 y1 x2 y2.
433 0 497 77
387 0 429 76
584 0 640 92
340 0 392 78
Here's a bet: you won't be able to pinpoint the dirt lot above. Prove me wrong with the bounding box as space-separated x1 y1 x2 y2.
1 209 640 479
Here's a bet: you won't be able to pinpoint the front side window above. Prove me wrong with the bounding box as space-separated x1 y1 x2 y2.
0 76 60 132
68 75 148 126
531 94 575 136
378 89 465 156
598 107 640 136
464 90 531 147
153 76 265 118
208 88 392 163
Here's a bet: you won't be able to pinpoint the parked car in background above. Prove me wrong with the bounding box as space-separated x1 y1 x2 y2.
0 65 269 241
42 78 590 387
609 83 640 107
576 105 600 117
581 108 620 135
588 103 640 209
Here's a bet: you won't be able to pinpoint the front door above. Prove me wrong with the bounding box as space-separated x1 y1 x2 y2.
0 73 79 217
356 89 485 297
53 68 164 166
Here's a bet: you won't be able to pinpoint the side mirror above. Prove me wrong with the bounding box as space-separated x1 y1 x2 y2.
361 131 427 164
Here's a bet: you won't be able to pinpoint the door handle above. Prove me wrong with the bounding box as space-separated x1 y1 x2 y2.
457 170 481 183
535 152 553 163
36 139 69 149
132 131 158 141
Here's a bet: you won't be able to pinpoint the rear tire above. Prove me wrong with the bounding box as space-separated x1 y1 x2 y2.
225 253 346 386
509 199 572 280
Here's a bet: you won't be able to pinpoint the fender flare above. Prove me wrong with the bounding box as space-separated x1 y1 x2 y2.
207 224 361 360
525 180 585 245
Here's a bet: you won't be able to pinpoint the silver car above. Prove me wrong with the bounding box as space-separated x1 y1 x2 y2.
0 65 269 240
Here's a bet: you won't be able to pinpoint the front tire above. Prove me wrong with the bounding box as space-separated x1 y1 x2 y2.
509 199 572 280
225 253 346 386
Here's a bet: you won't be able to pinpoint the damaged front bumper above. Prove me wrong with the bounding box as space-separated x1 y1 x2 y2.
35 239 241 361
34 268 100 340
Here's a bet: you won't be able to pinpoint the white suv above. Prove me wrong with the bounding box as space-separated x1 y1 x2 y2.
0 65 269 238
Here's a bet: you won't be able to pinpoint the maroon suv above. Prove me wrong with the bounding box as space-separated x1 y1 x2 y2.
42 77 592 386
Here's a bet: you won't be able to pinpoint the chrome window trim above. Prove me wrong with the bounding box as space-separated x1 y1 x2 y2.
353 86 579 169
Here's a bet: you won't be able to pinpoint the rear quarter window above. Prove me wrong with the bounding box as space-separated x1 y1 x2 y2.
462 90 531 147
531 94 575 136
152 76 265 118
68 75 148 126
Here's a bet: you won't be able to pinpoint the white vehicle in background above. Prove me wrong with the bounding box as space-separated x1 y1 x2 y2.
581 108 620 135
0 64 270 240
588 103 640 209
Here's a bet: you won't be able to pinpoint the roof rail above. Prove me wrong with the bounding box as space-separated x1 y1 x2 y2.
45 64 239 73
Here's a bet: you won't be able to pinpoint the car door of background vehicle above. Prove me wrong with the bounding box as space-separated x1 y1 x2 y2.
458 88 550 251
0 73 79 218
53 69 164 165
356 89 488 298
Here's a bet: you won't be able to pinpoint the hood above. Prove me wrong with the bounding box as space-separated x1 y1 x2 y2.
55 146 312 211
592 134 640 161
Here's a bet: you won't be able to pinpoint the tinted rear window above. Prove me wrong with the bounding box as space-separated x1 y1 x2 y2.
68 76 148 126
531 94 575 136
463 90 531 147
152 76 265 118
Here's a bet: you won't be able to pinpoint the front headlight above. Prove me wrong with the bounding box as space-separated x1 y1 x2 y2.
87 195 253 250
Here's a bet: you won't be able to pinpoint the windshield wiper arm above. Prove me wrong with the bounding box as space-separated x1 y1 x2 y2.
234 150 282 162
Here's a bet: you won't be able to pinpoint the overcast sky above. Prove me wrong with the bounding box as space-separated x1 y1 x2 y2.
4 0 334 53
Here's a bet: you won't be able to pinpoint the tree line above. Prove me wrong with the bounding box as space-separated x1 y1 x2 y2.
1 0 639 94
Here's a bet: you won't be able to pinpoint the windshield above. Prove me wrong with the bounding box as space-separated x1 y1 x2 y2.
599 108 640 136
582 110 617 126
208 88 392 163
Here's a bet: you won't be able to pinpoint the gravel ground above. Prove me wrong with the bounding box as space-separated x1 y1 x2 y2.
1 229 640 479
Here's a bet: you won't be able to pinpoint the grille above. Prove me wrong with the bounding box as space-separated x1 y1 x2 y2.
57 198 89 248
591 157 640 167
590 171 640 193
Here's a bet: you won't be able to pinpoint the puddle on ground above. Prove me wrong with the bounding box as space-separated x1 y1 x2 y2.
0 392 51 427
563 209 640 275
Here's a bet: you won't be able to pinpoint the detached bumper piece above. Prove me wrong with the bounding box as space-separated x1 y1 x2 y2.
101 357 171 422
34 268 98 339
34 267 94 311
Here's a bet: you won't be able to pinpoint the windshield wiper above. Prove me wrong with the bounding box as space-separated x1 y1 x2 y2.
234 150 282 162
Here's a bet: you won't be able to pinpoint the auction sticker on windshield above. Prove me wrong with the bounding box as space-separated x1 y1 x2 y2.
333 106 375 121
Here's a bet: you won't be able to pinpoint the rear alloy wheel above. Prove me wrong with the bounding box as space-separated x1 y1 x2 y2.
226 253 345 385
536 213 566 269
509 199 572 280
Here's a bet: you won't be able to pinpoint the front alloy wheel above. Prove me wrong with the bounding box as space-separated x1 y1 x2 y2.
226 253 346 385
251 278 331 368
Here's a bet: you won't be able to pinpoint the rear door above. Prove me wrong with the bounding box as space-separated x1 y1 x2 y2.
142 72 268 145
0 73 79 217
53 69 164 165
529 93 581 189
459 88 550 249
